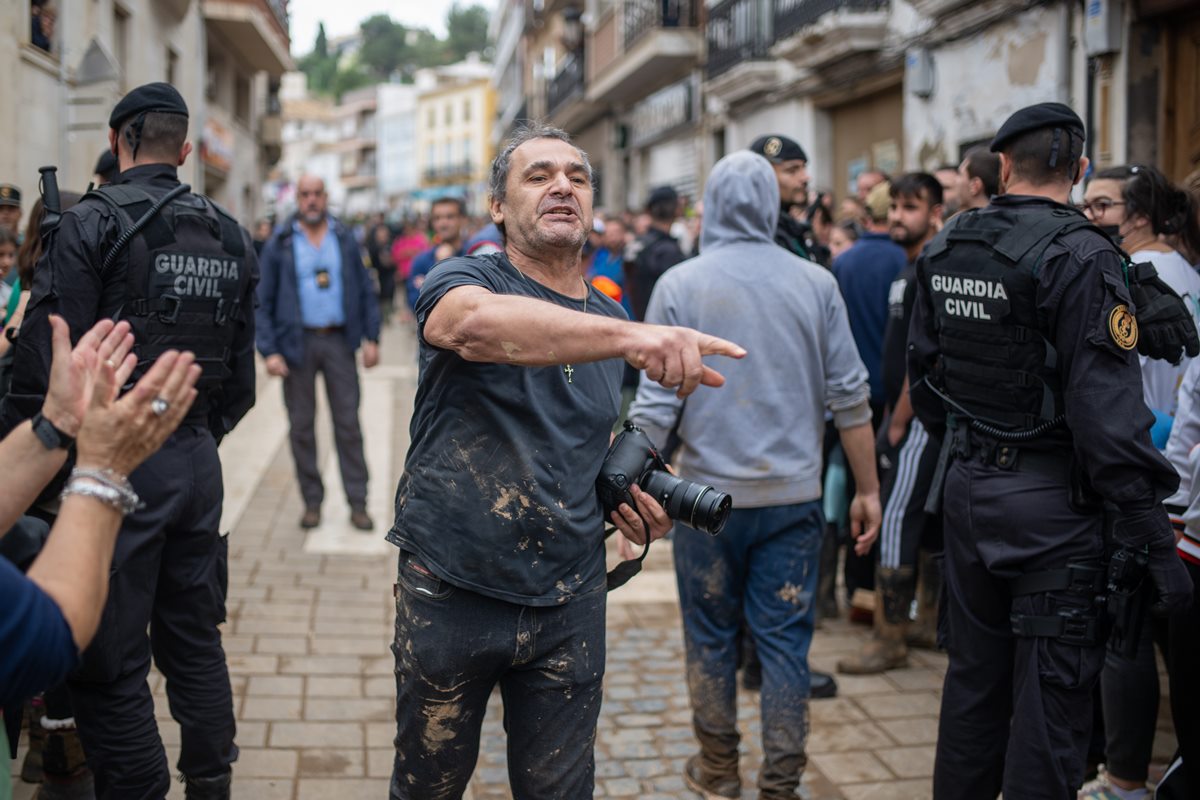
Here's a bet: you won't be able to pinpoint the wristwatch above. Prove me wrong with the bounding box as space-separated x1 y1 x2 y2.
32 412 75 451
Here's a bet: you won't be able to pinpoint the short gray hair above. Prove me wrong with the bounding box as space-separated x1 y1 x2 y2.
489 122 593 204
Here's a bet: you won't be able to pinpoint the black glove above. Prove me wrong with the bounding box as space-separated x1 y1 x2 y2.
1114 506 1195 615
1127 261 1200 365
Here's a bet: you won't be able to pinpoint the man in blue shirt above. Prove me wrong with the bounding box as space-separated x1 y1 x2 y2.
256 176 381 531
406 196 467 311
831 180 907 411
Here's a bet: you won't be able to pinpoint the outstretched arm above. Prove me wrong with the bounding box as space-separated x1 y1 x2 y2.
424 285 746 398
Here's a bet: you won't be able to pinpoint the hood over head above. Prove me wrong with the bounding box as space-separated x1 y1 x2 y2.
700 151 779 251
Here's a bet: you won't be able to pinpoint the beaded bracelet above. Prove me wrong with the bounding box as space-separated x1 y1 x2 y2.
60 476 140 516
69 466 135 495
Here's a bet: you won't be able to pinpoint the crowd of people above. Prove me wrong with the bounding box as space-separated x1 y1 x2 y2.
4 79 1200 800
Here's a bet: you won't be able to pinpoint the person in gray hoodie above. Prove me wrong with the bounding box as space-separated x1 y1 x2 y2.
628 151 882 799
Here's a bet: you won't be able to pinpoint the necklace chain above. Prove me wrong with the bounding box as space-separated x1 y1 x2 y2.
512 264 587 384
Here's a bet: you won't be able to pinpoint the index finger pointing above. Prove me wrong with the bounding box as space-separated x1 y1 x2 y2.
699 335 746 359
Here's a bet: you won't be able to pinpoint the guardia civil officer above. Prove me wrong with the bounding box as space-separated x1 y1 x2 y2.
748 135 815 261
0 82 258 800
908 102 1195 799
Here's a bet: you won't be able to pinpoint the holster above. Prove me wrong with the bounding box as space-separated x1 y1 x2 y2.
1008 560 1107 647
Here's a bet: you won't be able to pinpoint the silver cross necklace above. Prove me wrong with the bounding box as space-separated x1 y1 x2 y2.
512 263 588 384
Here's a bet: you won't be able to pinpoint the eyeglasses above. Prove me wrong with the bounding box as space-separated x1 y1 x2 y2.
1078 199 1125 216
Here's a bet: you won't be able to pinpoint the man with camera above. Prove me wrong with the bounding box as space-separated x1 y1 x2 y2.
628 150 881 800
386 123 744 799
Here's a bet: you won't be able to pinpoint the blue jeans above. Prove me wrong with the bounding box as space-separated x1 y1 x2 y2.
674 501 822 799
390 551 606 800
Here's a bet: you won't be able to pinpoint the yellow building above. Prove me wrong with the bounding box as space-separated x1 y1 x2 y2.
414 57 496 215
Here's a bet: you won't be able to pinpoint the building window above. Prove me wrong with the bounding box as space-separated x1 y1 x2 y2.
427 108 435 128
166 47 179 85
206 53 223 103
463 99 471 122
30 0 58 54
235 73 251 124
444 103 452 126
113 4 131 90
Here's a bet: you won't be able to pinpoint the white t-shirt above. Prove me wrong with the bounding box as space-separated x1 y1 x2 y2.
1132 248 1200 417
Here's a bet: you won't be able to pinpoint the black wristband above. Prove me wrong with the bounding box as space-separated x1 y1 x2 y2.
31 412 75 451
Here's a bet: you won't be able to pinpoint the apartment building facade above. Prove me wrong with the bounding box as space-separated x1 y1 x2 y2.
494 0 1200 214
0 0 291 227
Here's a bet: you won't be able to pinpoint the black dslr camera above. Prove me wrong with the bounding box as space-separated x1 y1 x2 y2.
596 421 732 535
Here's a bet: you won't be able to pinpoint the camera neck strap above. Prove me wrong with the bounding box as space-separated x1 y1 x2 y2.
604 519 653 591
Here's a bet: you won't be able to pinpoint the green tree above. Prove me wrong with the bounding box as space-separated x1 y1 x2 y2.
314 21 328 59
356 14 410 80
446 3 491 61
298 22 337 94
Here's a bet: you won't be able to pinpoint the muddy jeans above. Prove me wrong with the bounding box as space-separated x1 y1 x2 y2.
674 501 822 799
390 551 606 800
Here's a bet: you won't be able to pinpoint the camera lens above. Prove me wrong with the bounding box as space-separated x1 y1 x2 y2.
640 470 733 535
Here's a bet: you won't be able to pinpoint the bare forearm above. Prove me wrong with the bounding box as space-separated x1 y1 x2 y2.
0 420 68 533
446 293 632 366
839 421 880 495
889 377 915 433
25 494 123 650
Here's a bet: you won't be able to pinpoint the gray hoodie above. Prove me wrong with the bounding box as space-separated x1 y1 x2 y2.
628 151 871 508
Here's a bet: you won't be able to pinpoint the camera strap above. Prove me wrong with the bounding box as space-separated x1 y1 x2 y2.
605 521 652 591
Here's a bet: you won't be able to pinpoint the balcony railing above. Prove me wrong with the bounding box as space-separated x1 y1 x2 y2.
707 0 773 80
773 0 887 43
547 54 585 116
423 162 476 183
623 0 698 51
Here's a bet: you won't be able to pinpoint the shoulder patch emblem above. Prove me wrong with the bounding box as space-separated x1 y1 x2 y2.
1109 304 1138 350
764 137 782 158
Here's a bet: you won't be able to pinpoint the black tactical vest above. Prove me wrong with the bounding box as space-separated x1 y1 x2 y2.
87 183 248 391
923 204 1100 431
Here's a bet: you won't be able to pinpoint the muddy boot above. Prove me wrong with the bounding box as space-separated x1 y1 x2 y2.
837 567 914 675
185 771 232 800
34 717 94 800
907 550 943 650
21 697 46 783
815 522 840 622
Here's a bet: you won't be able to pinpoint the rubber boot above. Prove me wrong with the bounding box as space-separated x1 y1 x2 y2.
185 771 232 800
815 522 840 622
33 719 95 800
837 567 914 674
21 697 46 783
907 550 942 650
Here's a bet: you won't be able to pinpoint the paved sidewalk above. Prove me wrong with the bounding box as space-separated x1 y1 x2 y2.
9 322 1178 799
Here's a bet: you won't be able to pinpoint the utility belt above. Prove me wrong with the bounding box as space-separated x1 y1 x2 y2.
950 428 1072 483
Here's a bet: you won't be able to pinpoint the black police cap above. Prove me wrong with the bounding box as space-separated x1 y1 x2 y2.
0 184 21 208
109 82 189 130
646 185 678 209
749 135 809 164
989 102 1084 153
94 150 119 180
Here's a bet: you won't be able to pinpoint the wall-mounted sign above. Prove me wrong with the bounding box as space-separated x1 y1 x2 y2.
628 78 695 149
201 118 234 174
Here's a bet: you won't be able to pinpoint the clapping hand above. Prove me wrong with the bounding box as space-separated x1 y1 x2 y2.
40 316 136 437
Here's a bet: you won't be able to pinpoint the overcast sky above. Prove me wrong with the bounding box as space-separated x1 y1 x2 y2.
289 0 497 55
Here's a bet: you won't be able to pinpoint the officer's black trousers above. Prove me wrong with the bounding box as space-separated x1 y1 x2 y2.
68 426 237 800
933 457 1105 800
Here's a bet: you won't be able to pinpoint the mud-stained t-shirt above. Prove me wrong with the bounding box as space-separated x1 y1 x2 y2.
387 251 627 606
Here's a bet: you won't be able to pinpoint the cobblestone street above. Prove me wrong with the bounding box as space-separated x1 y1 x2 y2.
7 323 1171 800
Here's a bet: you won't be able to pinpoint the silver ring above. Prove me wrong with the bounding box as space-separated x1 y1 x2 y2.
150 397 170 416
